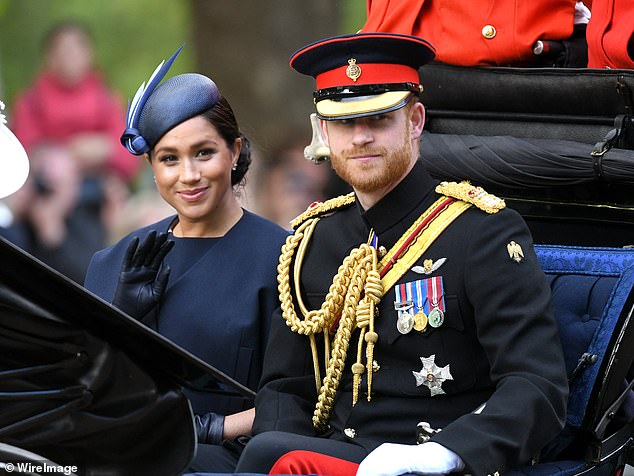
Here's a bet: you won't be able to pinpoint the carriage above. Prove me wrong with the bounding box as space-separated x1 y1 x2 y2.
1 63 634 475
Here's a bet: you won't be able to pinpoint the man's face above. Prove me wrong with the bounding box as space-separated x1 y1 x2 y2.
321 102 424 199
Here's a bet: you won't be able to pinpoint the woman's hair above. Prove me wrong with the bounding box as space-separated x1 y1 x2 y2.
202 96 252 186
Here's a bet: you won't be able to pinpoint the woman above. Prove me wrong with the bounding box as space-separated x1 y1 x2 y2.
83 47 288 467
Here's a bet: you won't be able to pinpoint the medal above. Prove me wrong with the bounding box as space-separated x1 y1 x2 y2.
428 307 444 328
397 312 414 334
412 354 453 396
413 279 427 332
425 276 446 328
413 311 428 331
394 284 415 334
395 277 445 333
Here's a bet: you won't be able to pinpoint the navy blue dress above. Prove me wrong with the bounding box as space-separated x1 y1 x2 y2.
84 209 288 415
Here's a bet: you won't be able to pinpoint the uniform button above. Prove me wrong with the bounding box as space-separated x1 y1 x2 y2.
482 25 496 39
372 360 381 372
344 428 356 438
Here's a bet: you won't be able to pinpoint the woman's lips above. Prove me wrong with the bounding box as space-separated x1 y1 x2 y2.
178 187 208 202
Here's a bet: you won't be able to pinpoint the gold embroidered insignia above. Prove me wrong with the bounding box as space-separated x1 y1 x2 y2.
412 257 447 275
346 58 362 82
435 181 505 214
423 259 433 273
290 192 356 229
507 241 524 263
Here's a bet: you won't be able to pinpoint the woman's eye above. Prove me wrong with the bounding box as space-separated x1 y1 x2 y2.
196 149 215 158
159 155 178 163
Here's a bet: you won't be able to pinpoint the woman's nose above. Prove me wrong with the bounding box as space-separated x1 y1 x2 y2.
180 159 201 183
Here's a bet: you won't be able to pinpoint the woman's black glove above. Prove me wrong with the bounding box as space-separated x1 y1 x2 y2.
195 412 225 445
112 230 174 327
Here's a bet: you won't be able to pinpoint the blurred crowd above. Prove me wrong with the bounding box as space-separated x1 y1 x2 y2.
0 20 336 284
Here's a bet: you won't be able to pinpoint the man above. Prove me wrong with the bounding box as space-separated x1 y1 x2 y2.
235 32 568 476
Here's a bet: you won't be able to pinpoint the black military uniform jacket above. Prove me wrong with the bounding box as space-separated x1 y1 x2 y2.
253 161 568 476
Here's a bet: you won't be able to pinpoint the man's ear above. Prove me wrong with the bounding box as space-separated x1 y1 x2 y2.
409 101 425 140
319 118 330 146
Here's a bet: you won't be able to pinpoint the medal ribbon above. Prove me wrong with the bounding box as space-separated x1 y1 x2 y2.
415 279 425 313
405 281 414 308
426 276 445 312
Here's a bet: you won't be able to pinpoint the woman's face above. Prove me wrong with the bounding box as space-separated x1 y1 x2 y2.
149 115 240 227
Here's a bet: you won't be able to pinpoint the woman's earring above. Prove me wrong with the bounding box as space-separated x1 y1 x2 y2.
232 164 237 171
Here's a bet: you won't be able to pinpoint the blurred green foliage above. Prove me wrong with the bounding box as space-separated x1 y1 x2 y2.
0 0 194 114
0 0 367 117
342 0 366 33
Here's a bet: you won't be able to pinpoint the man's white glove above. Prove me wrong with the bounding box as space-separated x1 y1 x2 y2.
356 442 465 476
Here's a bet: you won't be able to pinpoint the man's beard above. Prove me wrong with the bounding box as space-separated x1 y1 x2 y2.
330 135 413 194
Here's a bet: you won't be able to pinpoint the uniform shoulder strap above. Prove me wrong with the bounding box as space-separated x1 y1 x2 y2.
435 181 505 214
290 192 356 230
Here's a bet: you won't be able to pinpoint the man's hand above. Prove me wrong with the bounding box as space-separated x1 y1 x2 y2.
112 230 174 326
356 442 465 476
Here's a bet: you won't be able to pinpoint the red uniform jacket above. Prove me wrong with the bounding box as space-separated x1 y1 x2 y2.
586 0 634 68
362 0 576 66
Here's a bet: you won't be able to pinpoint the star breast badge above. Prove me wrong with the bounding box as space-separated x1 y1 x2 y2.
412 354 453 396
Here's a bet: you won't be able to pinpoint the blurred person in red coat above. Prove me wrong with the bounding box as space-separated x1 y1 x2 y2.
4 20 138 282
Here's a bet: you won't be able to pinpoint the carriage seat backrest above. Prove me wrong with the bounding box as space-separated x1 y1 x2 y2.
534 245 634 432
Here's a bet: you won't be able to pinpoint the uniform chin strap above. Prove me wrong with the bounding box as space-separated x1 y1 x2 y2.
304 113 330 164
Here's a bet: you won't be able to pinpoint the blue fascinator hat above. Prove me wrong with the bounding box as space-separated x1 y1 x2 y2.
121 46 221 155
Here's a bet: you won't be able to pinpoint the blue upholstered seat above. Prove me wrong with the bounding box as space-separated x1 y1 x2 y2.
507 245 634 475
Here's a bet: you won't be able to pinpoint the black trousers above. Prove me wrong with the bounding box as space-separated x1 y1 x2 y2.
186 442 243 473
235 431 369 473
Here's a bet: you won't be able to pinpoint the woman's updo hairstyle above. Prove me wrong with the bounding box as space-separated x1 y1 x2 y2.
202 97 252 186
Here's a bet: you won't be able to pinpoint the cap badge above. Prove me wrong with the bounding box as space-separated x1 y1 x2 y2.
346 58 362 82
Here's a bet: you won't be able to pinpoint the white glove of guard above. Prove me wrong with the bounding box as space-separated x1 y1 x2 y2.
356 442 465 476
